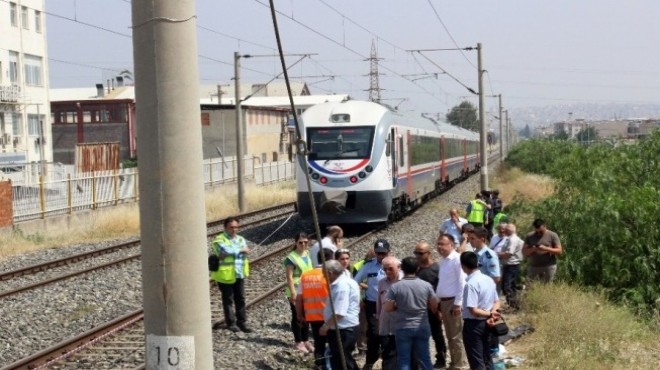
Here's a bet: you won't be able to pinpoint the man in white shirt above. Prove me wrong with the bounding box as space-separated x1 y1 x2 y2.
436 233 469 370
439 208 467 249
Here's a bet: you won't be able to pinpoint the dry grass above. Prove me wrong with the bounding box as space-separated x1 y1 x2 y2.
506 283 660 369
491 165 555 205
0 181 296 261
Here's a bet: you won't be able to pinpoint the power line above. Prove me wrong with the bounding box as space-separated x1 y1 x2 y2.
425 0 477 69
250 0 449 107
412 51 477 95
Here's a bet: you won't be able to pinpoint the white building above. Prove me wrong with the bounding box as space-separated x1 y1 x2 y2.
0 0 51 173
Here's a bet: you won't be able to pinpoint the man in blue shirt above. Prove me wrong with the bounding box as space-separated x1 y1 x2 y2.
468 226 501 285
320 260 361 370
461 252 501 370
353 239 390 370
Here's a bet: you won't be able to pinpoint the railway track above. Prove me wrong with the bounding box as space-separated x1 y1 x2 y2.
0 202 296 300
2 227 379 370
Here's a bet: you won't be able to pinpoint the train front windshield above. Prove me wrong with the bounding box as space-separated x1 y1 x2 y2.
307 126 375 160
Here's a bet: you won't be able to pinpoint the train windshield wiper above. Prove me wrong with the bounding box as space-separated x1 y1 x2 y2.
323 148 359 165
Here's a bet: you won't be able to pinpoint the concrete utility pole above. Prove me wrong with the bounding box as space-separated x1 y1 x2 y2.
131 1 213 369
234 52 246 213
477 43 488 191
504 110 510 152
498 94 503 161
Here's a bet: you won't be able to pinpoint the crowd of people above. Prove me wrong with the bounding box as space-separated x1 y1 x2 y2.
208 189 563 370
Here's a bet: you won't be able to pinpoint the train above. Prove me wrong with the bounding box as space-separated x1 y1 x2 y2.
296 99 481 224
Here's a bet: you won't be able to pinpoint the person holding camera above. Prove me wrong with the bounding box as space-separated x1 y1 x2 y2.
522 219 563 283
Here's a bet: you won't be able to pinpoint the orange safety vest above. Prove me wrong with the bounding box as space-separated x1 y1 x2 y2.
299 268 328 322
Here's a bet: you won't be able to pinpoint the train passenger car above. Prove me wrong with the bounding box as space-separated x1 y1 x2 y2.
296 100 479 224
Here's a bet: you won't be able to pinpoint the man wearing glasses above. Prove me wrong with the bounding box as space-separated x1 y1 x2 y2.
353 239 391 370
415 241 448 369
211 217 252 333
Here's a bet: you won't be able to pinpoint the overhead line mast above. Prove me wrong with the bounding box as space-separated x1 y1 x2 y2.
366 40 382 103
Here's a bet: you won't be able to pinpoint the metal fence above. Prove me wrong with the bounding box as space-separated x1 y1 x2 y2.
10 156 296 222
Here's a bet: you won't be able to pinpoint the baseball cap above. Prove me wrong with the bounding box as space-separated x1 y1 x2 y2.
374 239 391 253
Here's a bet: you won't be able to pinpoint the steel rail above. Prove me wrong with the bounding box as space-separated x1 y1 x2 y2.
0 203 296 299
2 226 378 370
0 202 295 283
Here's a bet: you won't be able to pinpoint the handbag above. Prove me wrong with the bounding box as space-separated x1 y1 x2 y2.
487 315 509 336
208 254 220 272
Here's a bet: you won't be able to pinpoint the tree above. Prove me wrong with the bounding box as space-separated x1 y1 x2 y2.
446 101 478 131
576 126 598 144
519 124 532 138
550 130 570 141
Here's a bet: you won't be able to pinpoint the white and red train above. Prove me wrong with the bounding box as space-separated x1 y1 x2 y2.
296 100 481 224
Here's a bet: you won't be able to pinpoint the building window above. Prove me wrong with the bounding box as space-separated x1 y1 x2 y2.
12 113 22 136
10 2 17 27
28 114 40 136
9 51 19 84
24 54 43 86
35 10 42 33
21 6 28 29
201 112 210 126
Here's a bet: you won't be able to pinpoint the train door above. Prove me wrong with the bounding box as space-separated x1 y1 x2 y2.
388 129 397 188
440 136 446 182
463 139 468 173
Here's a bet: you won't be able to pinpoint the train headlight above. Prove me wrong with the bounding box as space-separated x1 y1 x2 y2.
358 172 366 178
349 176 358 183
311 173 320 180
320 176 328 184
365 165 373 173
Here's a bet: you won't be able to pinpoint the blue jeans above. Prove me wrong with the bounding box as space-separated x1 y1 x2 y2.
395 326 433 370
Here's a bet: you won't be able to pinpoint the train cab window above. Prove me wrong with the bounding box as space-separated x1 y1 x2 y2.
307 126 374 161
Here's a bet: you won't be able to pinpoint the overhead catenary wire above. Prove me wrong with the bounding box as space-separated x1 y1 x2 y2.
266 1 348 369
425 0 477 70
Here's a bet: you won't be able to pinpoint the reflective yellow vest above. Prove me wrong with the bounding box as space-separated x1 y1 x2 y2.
467 200 486 223
210 233 250 284
284 250 313 297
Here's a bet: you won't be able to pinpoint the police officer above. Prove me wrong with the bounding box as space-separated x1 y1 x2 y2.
468 226 501 284
211 217 252 333
353 239 391 370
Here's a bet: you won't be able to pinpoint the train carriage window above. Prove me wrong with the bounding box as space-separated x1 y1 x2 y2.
411 135 440 166
306 126 374 160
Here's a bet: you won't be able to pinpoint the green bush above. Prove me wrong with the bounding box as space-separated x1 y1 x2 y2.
508 133 660 315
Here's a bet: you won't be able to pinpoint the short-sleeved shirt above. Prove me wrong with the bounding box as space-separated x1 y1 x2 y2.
353 259 386 302
462 270 498 320
417 263 439 291
386 277 435 330
376 277 400 335
524 230 561 267
501 234 524 266
476 246 500 279
440 217 467 245
324 274 360 328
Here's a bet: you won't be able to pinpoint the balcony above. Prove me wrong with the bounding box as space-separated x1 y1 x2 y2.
0 85 21 103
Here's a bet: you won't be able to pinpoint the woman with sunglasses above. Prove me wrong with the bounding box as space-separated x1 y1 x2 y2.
284 232 314 353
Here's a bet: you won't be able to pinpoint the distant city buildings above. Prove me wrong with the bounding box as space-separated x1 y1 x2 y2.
551 119 659 140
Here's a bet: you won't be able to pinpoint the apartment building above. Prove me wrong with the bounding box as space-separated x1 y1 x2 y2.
0 0 51 173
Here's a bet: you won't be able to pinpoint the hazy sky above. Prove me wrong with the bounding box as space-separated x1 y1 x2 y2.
45 0 660 120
